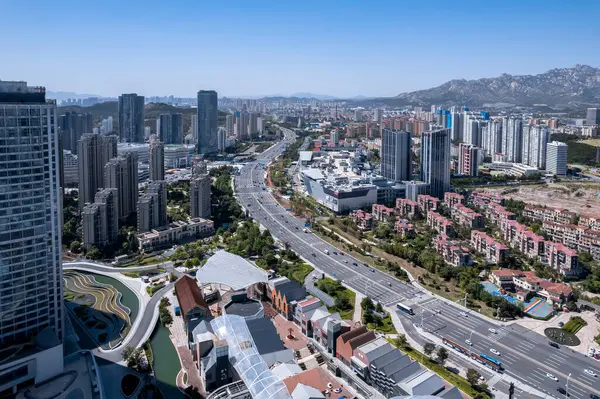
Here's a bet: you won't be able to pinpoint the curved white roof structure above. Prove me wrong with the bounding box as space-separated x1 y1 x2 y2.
211 315 291 399
197 250 268 290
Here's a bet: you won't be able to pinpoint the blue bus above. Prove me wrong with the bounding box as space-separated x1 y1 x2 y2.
480 354 502 368
396 303 414 316
471 353 501 372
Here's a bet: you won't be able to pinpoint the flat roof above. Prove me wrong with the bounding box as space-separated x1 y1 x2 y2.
224 299 263 317
197 250 268 290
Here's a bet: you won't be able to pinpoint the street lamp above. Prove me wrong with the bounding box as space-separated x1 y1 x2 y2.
469 330 475 343
565 373 571 399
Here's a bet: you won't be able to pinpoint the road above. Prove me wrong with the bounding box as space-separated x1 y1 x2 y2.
235 127 600 399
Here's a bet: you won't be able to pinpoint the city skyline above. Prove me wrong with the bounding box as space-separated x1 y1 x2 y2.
2 1 600 98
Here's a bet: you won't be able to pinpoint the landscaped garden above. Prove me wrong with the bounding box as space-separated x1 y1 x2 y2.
562 316 588 334
316 277 355 320
63 271 136 349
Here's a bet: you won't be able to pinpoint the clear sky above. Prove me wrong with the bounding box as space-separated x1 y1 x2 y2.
2 0 599 98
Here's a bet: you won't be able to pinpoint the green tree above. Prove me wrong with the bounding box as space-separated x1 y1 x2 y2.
361 297 374 312
423 342 436 358
467 368 482 386
86 245 102 260
436 347 448 365
70 241 82 253
394 334 407 347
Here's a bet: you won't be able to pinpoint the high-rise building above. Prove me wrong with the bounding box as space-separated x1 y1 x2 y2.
104 152 139 221
137 181 167 232
192 156 208 177
249 112 258 138
502 116 523 163
586 108 600 126
354 109 363 122
482 119 502 156
77 134 118 210
420 128 451 199
225 114 234 137
330 130 339 145
217 127 227 152
82 188 119 249
450 112 463 143
147 181 168 227
0 81 65 392
190 174 212 218
148 138 165 181
546 141 568 176
373 108 383 123
100 116 114 135
118 93 145 143
522 125 550 169
257 117 265 135
197 90 218 154
381 129 412 182
157 113 183 144
458 143 480 176
238 110 249 140
58 111 93 153
191 114 198 142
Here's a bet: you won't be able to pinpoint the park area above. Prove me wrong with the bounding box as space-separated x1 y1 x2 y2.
481 282 554 319
63 271 137 349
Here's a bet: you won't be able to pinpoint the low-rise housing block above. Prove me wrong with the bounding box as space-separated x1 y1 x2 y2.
434 234 471 267
395 198 419 219
443 192 465 208
451 203 485 229
372 204 395 222
470 231 509 264
523 204 577 225
417 194 440 213
427 211 455 237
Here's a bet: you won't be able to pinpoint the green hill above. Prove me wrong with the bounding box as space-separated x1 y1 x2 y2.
550 133 600 167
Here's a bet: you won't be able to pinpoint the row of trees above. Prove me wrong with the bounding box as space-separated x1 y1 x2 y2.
210 166 244 230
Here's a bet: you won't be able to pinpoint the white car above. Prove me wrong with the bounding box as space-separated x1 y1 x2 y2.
460 311 467 316
488 328 497 334
589 348 596 357
546 373 558 381
465 339 472 346
584 369 597 377
490 348 500 356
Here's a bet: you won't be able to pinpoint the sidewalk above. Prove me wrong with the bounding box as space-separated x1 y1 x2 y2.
353 292 364 323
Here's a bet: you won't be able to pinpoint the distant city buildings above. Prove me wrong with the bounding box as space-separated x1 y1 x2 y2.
586 107 600 126
197 90 218 154
58 111 93 153
118 93 145 143
546 141 568 176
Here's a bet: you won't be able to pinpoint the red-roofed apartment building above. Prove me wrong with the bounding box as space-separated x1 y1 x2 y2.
545 242 579 276
434 235 471 267
542 221 600 261
523 204 577 225
417 194 440 213
427 211 455 237
395 198 419 219
471 231 509 264
335 325 376 367
580 214 600 231
443 192 465 208
470 191 504 207
483 203 516 225
500 219 546 260
451 203 485 229
350 210 373 230
372 204 395 222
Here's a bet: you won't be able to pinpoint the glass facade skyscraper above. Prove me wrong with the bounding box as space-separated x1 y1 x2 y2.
0 81 65 394
197 90 218 154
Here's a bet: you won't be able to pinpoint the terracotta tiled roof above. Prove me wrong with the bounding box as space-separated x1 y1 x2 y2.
174 275 208 320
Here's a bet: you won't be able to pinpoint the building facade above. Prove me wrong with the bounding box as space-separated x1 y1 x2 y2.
197 90 218 154
380 129 411 183
157 113 183 144
77 134 118 210
118 93 145 143
191 174 212 219
419 128 450 199
0 81 65 394
546 141 568 176
148 138 165 181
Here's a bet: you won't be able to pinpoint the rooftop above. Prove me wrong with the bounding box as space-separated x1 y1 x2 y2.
197 250 268 290
224 298 263 318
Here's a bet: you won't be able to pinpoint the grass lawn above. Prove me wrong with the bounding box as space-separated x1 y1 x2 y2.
337 289 356 320
317 277 356 320
288 263 314 282
367 313 397 334
388 338 492 399
562 316 587 334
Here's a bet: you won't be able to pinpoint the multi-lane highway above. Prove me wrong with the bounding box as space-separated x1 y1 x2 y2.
235 127 600 398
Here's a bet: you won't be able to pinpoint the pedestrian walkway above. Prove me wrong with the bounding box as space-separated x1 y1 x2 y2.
353 292 364 323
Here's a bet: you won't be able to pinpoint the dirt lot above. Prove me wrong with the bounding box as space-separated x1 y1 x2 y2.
482 183 600 216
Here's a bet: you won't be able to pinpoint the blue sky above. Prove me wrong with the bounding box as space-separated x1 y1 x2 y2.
2 0 599 98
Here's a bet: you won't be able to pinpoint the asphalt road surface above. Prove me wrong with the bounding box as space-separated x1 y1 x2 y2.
235 128 600 398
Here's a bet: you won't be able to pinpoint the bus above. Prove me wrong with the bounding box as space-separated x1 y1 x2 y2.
471 353 501 372
480 354 502 368
442 338 469 355
396 303 414 316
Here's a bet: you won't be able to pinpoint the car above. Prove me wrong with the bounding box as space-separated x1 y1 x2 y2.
549 342 560 348
584 369 597 377
333 251 337 255
371 269 375 273
490 348 500 356
557 387 568 396
591 395 600 399
546 373 558 381
364 263 369 266
352 262 357 266
344 260 348 263
558 321 565 327
488 328 497 334
312 253 316 257
340 252 344 255
589 348 596 357
465 339 472 346
460 311 467 316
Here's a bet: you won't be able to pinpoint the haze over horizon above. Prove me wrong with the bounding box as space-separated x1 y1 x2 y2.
2 0 600 98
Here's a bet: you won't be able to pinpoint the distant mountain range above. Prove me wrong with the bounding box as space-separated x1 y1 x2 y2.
48 64 600 107
389 64 600 107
